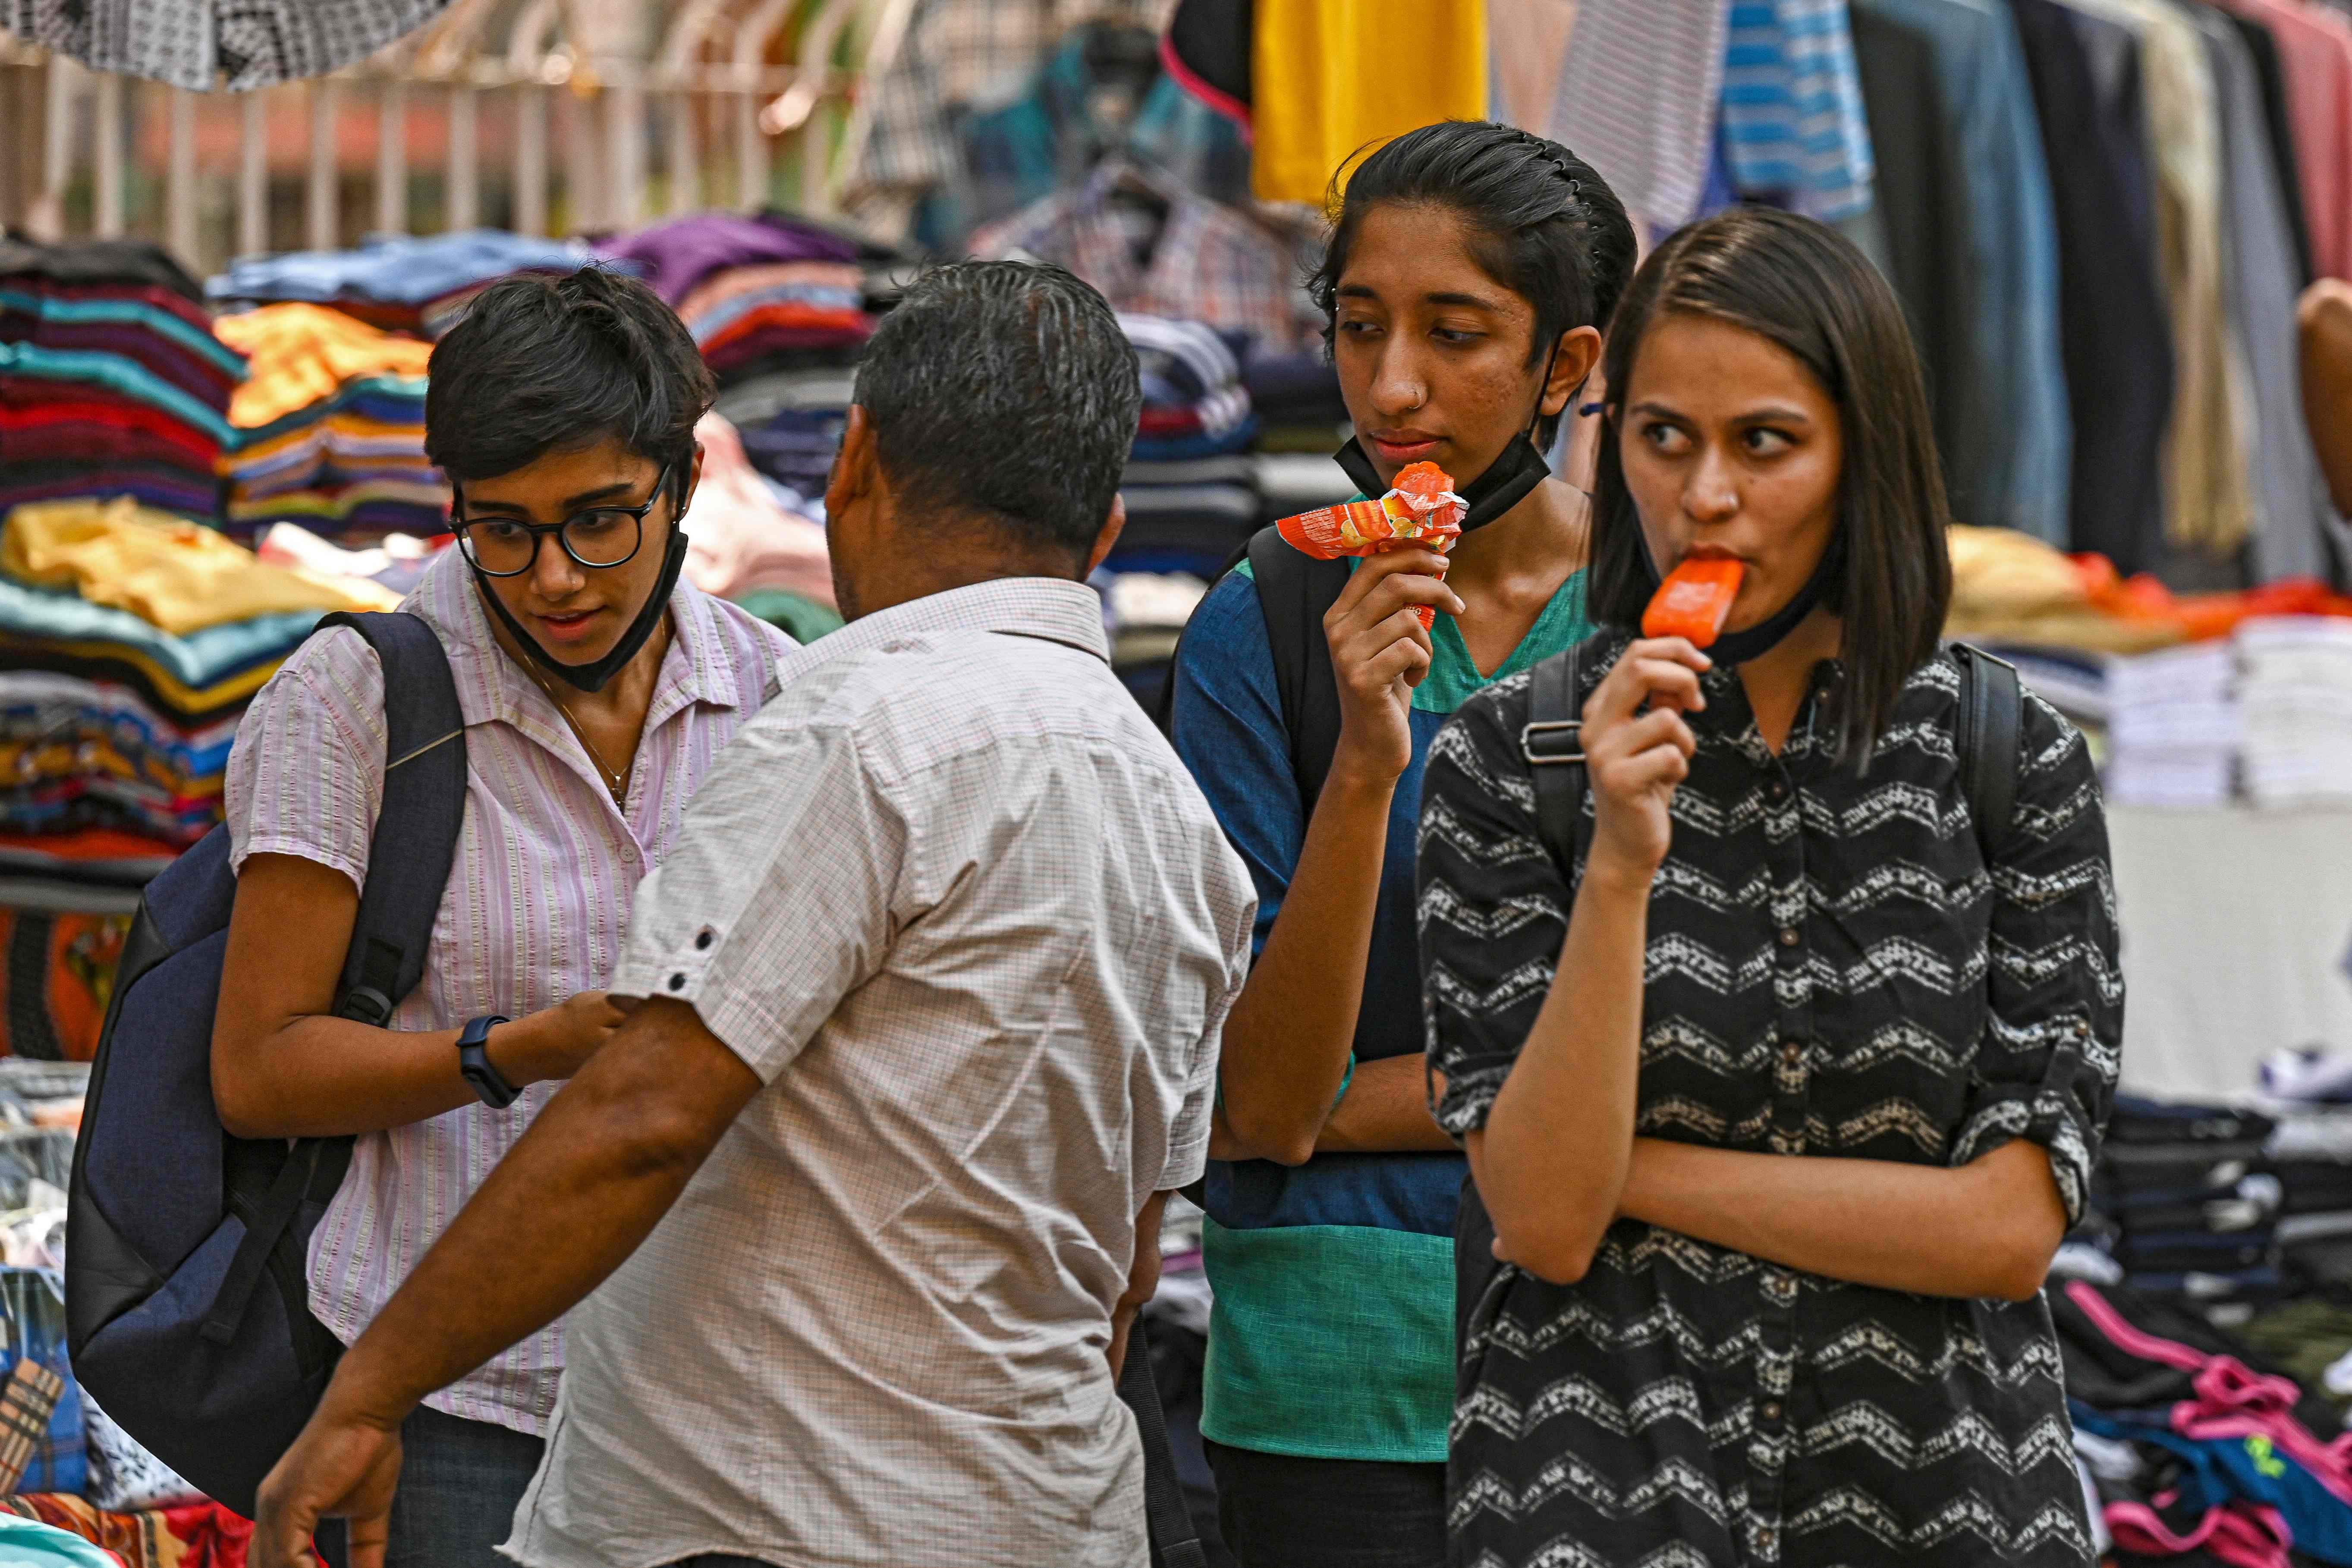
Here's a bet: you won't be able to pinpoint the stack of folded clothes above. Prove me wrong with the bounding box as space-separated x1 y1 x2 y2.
2257 1050 2352 1290
2236 616 2352 809
210 305 440 540
2053 1278 2352 1562
605 212 875 506
673 256 871 386
0 495 396 849
207 229 594 339
1243 345 1349 454
2096 1095 2284 1303
601 210 868 381
0 238 243 524
1115 314 1259 578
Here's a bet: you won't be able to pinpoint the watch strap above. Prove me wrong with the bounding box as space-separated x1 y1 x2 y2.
457 1014 518 1109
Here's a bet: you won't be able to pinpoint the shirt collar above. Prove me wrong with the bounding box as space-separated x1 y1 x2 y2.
404 541 744 732
770 575 1108 691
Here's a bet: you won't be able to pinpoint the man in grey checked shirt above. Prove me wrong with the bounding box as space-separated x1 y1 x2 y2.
252 262 1257 1568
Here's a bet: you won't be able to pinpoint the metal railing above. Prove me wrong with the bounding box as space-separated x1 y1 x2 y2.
0 0 881 273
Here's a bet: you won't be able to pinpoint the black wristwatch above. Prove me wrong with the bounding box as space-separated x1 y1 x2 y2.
457 1015 519 1109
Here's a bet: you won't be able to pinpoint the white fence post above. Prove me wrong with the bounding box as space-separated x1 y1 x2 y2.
377 79 408 233
447 81 478 230
167 85 197 261
238 88 267 256
514 83 547 236
91 72 122 237
307 78 339 249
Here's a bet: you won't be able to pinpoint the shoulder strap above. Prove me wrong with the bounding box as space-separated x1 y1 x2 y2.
197 610 469 1354
1950 642 2022 859
1524 643 1587 874
1245 526 1350 817
316 611 469 1026
1118 1318 1207 1568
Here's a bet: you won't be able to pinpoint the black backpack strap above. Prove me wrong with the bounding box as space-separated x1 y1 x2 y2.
1119 1317 1207 1568
321 611 469 1025
1155 525 1352 820
1524 643 1587 874
1950 642 2022 860
201 610 467 1349
1245 527 1351 817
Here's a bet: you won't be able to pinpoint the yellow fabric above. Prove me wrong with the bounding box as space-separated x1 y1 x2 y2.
2 497 399 635
210 303 435 430
1249 0 1488 204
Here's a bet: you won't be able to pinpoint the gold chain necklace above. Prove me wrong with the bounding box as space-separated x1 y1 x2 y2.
523 663 630 802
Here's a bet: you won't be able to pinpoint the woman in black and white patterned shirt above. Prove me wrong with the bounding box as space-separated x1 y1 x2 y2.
1416 207 2119 1568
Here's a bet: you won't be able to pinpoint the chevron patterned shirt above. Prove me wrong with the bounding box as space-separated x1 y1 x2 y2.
1418 635 2120 1568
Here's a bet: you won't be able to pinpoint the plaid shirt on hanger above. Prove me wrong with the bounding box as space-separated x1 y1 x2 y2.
969 158 1321 351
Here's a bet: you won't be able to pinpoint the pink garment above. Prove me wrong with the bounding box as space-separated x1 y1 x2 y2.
2064 1281 2352 1503
681 411 835 607
2214 0 2352 280
2106 1496 2293 1568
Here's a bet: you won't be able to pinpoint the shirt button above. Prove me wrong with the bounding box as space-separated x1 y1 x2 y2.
1768 779 1787 801
1758 1527 1778 1554
1761 1401 1783 1421
1778 927 1801 948
694 928 715 951
667 973 687 992
1782 1041 1804 1066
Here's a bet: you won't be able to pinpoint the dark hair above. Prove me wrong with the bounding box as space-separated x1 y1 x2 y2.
1308 120 1638 447
852 261 1142 559
1588 206 1953 766
424 267 713 487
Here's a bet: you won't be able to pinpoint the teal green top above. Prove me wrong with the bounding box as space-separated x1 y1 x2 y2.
1177 541 1594 1463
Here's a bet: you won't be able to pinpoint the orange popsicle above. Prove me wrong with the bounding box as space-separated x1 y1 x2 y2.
1643 556 1745 647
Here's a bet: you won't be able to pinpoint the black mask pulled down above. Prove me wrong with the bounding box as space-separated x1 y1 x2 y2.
1331 430 1554 534
470 526 690 694
1635 527 1849 666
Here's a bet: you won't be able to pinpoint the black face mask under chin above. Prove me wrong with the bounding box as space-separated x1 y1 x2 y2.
1333 430 1552 533
472 526 690 694
1638 528 1849 666
1334 343 1571 534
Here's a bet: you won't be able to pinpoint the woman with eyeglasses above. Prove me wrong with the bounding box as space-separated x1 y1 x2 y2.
211 269 794 1567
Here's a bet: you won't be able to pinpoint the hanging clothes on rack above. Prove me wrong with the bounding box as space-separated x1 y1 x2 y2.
2209 0 2352 286
1246 0 1487 203
1541 0 1733 234
2011 0 2177 577
958 22 1251 241
968 154 1317 349
1850 0 2073 546
2223 9 2319 288
1719 0 1878 220
2050 0 2255 568
2178 1 2341 585
843 0 1175 246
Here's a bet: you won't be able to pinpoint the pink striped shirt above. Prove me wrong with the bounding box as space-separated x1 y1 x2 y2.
223 544 793 1434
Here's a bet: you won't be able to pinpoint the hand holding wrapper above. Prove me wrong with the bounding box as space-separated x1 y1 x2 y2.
1274 462 1466 629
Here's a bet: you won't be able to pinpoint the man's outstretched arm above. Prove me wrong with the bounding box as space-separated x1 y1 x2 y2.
251 998 760 1568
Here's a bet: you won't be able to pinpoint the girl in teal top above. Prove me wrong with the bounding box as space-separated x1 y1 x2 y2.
1167 121 1636 1567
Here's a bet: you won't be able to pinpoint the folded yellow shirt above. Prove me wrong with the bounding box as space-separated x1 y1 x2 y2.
3 497 400 635
211 303 435 430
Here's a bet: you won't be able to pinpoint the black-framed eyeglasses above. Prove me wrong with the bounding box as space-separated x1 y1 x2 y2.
452 463 672 578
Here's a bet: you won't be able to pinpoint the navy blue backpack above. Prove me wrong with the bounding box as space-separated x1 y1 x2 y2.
64 611 467 1521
